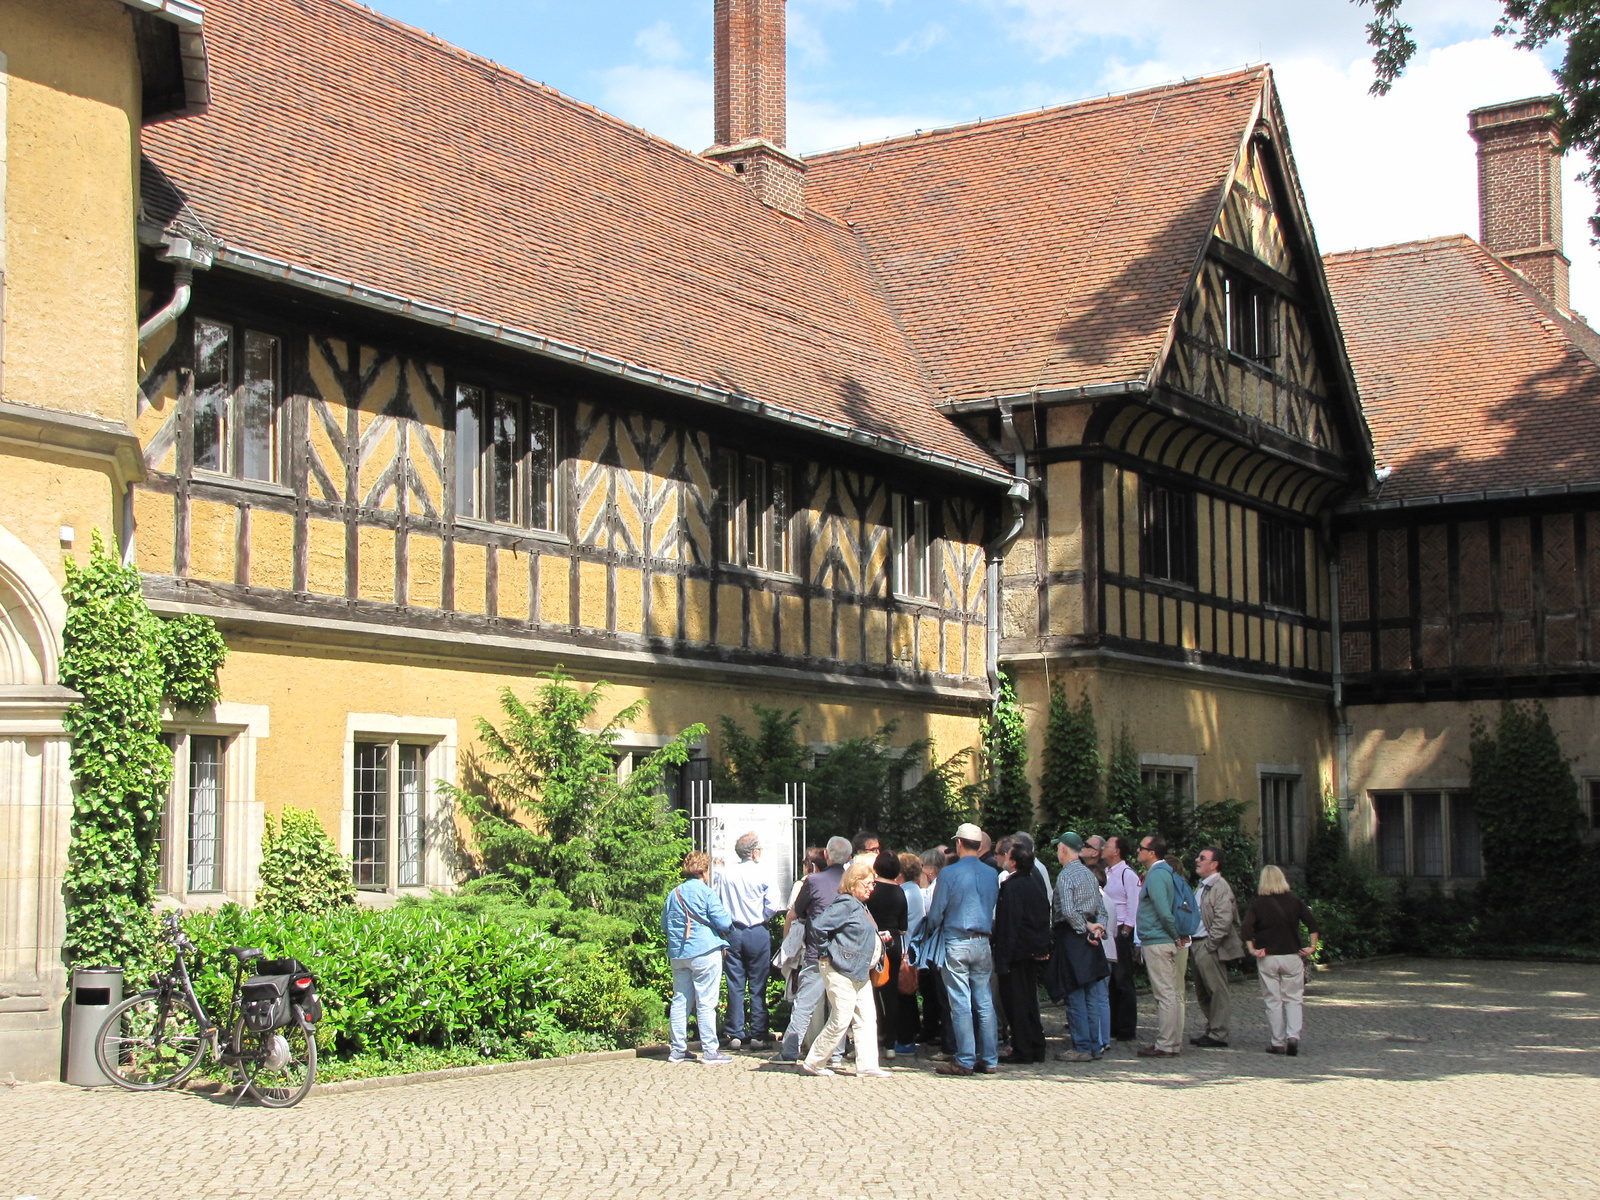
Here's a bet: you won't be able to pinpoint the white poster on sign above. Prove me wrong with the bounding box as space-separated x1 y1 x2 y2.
708 803 795 897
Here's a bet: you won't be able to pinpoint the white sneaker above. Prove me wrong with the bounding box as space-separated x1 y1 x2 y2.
726 1037 742 1051
883 1047 895 1060
799 1063 834 1076
856 1067 891 1077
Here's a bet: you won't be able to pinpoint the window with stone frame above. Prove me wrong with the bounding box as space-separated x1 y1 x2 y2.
156 731 227 894
1259 773 1300 866
1372 790 1482 879
192 318 284 483
352 740 433 890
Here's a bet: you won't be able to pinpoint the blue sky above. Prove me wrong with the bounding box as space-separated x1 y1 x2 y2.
367 0 1595 313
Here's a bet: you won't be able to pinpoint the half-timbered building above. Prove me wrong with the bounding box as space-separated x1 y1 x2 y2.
1326 97 1600 887
810 70 1373 868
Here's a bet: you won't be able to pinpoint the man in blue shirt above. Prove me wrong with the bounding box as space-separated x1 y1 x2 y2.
714 831 783 1050
920 822 1000 1075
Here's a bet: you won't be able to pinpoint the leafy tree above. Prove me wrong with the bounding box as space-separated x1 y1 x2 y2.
443 670 706 932
1038 688 1099 839
1355 0 1600 240
256 808 358 916
713 704 811 802
1469 700 1592 943
59 531 226 975
712 709 979 850
978 667 1033 838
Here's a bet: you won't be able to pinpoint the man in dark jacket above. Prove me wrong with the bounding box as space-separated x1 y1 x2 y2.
993 838 1051 1063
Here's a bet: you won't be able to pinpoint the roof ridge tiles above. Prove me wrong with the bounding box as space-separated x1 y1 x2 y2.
804 66 1267 163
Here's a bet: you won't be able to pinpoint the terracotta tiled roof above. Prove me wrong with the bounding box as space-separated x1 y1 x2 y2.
805 71 1267 405
1324 235 1600 503
139 0 1000 479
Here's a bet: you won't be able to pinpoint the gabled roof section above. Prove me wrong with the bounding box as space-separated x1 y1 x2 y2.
805 69 1268 406
1325 235 1600 506
138 0 1005 484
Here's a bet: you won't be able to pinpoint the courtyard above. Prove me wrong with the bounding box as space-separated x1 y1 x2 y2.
3 959 1597 1199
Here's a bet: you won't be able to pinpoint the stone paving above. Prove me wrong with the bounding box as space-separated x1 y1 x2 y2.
4 959 1598 1200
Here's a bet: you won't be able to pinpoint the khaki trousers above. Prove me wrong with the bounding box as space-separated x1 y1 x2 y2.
1142 941 1186 1052
1258 954 1305 1047
804 962 880 1073
1191 942 1232 1041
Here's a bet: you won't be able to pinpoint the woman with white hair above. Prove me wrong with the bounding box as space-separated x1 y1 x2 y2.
1241 865 1321 1057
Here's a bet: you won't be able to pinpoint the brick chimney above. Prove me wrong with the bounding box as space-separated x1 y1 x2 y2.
703 0 806 217
1468 96 1570 309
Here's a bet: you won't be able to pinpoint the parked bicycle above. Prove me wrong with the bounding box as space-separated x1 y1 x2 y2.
94 911 322 1108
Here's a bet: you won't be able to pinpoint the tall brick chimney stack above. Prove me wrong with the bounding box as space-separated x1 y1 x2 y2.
703 0 806 217
1469 96 1570 310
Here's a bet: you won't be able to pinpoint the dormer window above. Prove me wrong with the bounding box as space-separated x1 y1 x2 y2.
1224 271 1277 364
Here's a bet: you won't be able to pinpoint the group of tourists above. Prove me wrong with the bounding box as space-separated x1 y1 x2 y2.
659 823 1321 1074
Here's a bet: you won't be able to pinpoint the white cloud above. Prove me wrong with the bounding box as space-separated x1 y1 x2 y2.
889 22 948 56
790 98 953 154
1273 39 1599 317
634 19 685 65
597 62 714 151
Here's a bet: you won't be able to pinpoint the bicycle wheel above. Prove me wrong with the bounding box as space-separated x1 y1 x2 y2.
95 990 207 1090
233 1015 316 1108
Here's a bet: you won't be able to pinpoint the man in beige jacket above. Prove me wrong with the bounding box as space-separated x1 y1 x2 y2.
1189 846 1244 1048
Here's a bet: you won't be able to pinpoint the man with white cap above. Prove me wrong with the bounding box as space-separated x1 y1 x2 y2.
918 822 1001 1075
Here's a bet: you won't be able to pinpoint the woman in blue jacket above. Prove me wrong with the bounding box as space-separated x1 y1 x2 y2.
661 851 736 1065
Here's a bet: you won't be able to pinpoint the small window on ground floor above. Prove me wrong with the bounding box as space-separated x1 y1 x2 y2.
1371 790 1480 880
1142 767 1193 810
156 731 228 896
1260 774 1301 867
353 739 437 890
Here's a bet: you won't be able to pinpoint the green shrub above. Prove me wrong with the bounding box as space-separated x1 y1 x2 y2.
182 905 570 1056
1038 689 1099 841
1301 796 1397 961
256 808 357 916
978 668 1032 837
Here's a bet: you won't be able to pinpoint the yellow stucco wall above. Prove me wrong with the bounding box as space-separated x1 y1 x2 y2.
212 637 985 849
1345 696 1600 849
0 0 141 589
1010 655 1334 838
2 0 140 425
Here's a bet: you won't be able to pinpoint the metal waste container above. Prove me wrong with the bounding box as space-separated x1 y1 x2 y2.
65 967 123 1086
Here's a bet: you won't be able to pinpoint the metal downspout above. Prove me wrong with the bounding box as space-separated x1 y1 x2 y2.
1325 514 1350 819
138 260 194 344
985 406 1032 703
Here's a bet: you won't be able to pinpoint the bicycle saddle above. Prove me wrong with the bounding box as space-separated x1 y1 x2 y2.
226 946 265 962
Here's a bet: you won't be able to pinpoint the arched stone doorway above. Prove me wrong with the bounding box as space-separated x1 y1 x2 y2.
0 524 77 1082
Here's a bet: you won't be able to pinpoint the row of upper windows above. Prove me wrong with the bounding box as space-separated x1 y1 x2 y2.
1140 480 1308 613
189 318 941 600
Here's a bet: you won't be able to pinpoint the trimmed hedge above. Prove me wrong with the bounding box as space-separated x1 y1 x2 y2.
181 904 658 1058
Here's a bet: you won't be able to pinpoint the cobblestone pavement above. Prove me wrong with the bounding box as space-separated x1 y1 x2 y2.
5 959 1598 1200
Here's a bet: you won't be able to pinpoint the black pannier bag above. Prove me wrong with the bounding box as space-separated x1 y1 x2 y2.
239 974 294 1032
259 957 323 1025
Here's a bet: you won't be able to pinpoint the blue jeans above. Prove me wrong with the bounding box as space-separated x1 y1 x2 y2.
722 925 772 1040
1091 976 1110 1050
1065 983 1099 1053
779 961 827 1061
940 936 998 1070
669 952 723 1056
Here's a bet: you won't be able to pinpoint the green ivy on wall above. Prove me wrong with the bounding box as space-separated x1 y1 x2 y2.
979 667 1032 838
59 531 227 975
1038 686 1100 840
